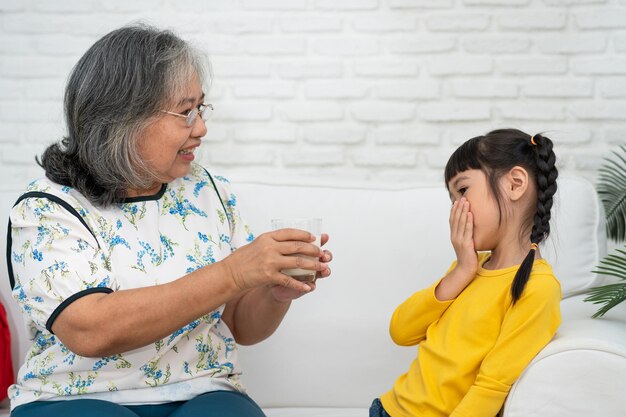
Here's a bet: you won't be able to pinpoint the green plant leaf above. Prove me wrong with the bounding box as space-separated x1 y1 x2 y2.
592 248 626 279
585 244 626 317
597 144 626 243
584 283 626 318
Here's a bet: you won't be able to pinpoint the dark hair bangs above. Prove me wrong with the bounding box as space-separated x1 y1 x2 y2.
444 136 483 188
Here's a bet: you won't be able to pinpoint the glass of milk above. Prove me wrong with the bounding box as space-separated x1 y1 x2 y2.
271 218 322 282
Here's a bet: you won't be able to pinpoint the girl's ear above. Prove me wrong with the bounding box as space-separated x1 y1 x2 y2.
505 166 529 201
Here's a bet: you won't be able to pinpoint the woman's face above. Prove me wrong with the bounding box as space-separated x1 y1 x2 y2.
133 74 207 196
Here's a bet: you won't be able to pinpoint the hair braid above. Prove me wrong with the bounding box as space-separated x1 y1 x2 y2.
511 133 558 302
531 134 558 245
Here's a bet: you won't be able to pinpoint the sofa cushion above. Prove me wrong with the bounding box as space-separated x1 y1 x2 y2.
234 182 454 408
0 176 607 411
540 176 608 297
504 295 626 417
233 176 606 409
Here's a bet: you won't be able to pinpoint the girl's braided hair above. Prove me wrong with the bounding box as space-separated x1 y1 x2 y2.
444 128 558 303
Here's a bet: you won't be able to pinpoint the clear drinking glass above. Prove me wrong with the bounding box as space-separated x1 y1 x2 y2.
270 218 323 282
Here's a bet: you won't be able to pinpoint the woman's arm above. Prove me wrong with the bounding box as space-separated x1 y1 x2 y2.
222 235 332 345
221 286 293 346
50 229 326 357
51 261 238 357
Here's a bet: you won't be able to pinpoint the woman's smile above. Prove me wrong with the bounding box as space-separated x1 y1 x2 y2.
177 143 200 161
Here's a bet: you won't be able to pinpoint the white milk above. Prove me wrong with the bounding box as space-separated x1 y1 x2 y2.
281 234 322 282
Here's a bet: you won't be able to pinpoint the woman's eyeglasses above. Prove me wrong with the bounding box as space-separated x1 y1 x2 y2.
162 103 214 127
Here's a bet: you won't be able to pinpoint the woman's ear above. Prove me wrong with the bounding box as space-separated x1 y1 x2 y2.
505 166 529 201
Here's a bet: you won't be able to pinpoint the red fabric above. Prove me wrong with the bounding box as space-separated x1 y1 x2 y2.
0 302 14 401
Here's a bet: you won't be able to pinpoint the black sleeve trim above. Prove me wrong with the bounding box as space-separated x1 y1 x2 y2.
46 287 114 333
6 191 100 290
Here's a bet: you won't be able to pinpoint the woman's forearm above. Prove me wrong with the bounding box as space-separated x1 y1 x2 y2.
223 286 292 346
51 261 241 357
50 228 322 357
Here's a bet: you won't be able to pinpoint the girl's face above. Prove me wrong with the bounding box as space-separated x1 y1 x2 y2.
132 74 207 196
447 169 503 251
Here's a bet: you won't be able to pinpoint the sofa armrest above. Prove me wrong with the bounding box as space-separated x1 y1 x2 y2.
503 295 626 417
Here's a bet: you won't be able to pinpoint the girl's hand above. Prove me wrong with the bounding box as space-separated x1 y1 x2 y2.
435 198 479 301
269 233 333 302
450 197 478 277
221 229 330 294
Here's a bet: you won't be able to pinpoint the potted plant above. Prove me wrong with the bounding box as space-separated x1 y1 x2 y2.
584 144 626 318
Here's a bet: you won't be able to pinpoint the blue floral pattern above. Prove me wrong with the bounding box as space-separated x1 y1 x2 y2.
8 163 253 408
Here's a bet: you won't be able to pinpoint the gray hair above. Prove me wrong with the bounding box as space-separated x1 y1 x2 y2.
38 24 209 207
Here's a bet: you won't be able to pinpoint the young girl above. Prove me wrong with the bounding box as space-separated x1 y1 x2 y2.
371 129 561 417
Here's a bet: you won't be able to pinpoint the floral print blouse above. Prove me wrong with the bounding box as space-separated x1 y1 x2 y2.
7 163 254 410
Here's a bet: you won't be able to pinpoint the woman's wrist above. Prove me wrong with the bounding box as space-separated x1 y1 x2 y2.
211 258 247 294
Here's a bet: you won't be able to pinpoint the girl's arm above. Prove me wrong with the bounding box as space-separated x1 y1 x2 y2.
389 272 455 346
449 274 562 417
390 198 478 345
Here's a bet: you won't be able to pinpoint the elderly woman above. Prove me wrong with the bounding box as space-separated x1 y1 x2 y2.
6 25 332 417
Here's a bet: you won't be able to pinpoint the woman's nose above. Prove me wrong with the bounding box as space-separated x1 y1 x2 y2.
192 113 208 137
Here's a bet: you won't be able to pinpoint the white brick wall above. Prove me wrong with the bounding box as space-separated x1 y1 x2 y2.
1 0 625 192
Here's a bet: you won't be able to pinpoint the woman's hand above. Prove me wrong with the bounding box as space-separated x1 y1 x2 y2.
449 197 478 276
221 229 330 294
269 233 333 302
221 233 333 344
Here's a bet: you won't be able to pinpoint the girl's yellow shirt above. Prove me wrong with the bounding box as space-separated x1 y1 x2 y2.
381 253 561 417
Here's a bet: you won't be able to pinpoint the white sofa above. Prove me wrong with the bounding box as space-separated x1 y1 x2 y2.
1 176 625 417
